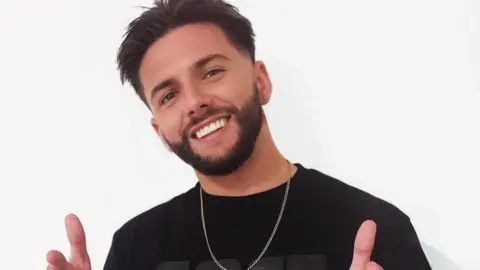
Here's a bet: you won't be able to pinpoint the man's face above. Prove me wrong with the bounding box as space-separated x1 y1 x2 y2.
139 23 270 176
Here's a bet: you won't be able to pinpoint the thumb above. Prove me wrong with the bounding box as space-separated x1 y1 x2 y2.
65 213 91 267
46 250 69 269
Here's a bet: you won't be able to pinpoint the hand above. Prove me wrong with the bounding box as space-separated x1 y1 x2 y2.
350 220 384 270
46 214 92 270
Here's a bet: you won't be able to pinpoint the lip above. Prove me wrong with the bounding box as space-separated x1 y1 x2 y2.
189 114 231 138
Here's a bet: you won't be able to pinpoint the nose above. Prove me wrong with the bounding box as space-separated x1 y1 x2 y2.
184 87 209 118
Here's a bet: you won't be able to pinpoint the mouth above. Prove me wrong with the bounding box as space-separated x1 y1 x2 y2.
190 115 232 140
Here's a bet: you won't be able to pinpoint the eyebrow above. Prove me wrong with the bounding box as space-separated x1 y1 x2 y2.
149 53 230 101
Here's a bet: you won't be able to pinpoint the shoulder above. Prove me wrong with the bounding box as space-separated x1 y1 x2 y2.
296 163 408 218
294 163 413 241
104 186 198 268
294 164 422 265
112 185 197 246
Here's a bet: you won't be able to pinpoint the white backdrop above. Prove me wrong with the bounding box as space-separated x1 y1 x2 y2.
0 0 478 269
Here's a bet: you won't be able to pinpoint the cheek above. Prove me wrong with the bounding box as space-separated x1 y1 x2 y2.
214 76 253 108
155 113 184 141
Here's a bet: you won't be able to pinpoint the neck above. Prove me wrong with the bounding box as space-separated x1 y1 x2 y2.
195 123 296 197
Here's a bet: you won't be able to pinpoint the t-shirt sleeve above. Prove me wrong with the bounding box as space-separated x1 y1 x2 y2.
103 231 121 270
386 220 432 270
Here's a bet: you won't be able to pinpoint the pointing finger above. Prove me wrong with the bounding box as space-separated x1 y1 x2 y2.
65 214 90 265
350 220 377 269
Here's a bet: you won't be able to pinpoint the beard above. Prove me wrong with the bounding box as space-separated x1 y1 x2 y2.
165 88 263 176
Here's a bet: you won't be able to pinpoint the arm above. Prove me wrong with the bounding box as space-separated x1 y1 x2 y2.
387 221 432 270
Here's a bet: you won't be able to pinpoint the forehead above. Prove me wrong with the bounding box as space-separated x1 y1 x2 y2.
139 23 242 88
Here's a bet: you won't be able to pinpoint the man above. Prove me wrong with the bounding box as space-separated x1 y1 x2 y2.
46 0 432 269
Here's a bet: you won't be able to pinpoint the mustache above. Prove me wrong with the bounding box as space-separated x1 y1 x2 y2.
182 107 236 139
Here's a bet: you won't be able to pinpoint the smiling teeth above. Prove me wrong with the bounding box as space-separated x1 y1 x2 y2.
196 118 228 139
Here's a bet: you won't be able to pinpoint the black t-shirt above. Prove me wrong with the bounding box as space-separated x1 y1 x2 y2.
104 163 431 270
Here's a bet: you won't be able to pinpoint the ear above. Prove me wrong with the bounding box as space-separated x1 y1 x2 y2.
150 117 172 152
254 61 273 105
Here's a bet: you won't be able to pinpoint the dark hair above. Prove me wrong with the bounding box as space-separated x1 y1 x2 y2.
117 0 256 106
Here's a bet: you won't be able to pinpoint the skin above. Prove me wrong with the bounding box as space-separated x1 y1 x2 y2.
46 23 383 270
141 22 296 196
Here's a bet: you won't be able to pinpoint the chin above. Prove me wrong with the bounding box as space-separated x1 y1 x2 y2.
193 143 236 161
189 141 250 176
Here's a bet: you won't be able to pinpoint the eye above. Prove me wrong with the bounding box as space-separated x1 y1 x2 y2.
160 91 177 105
203 68 224 79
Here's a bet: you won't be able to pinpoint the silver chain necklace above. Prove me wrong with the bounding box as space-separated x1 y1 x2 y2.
200 175 291 270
